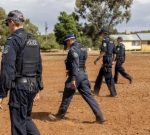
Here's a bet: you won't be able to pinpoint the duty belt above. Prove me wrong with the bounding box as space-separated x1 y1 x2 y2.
78 67 85 71
16 77 37 84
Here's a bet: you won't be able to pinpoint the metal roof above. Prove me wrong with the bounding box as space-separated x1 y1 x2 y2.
110 34 140 41
137 33 150 40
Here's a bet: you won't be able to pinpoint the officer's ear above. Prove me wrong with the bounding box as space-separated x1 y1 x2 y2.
10 20 15 26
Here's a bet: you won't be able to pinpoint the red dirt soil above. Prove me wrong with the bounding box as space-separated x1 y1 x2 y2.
0 52 150 135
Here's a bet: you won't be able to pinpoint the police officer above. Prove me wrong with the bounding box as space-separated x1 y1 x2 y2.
114 37 133 84
94 28 117 97
49 33 106 123
0 10 43 135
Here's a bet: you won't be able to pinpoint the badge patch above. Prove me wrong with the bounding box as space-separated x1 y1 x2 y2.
8 36 13 40
103 43 107 47
3 45 10 54
117 48 120 51
73 52 78 58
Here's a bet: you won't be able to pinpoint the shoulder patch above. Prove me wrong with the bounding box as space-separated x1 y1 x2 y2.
103 43 107 47
72 52 78 58
7 36 13 40
3 45 10 54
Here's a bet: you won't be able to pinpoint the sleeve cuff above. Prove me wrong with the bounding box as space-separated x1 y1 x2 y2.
0 95 6 98
71 76 76 81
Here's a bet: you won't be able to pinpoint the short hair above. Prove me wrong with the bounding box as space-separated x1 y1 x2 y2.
8 17 24 27
13 20 24 27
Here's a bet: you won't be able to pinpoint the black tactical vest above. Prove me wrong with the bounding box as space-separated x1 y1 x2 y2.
103 37 114 67
65 43 87 71
118 43 125 58
15 33 40 77
78 45 87 69
106 38 114 56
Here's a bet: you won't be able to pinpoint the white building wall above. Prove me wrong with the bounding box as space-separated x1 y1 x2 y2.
122 41 141 50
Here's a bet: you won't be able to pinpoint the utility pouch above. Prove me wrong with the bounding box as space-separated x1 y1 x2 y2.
38 81 44 90
11 81 16 89
102 67 108 72
103 56 111 64
37 76 44 90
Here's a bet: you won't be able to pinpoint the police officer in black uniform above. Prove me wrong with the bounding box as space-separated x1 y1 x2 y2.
0 10 43 135
49 33 106 123
94 28 117 97
114 37 133 84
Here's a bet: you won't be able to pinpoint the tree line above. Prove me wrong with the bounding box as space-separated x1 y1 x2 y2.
0 7 59 51
3 0 148 51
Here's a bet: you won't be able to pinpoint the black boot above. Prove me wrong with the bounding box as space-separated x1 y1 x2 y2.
96 116 107 124
126 75 133 84
48 113 63 121
93 89 99 96
109 88 117 97
129 76 133 84
114 80 117 84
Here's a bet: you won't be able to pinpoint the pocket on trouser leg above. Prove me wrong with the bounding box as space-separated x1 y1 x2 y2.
105 72 112 80
8 88 20 108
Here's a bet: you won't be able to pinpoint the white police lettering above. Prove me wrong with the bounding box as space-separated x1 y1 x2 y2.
81 48 86 51
110 41 113 43
27 40 37 45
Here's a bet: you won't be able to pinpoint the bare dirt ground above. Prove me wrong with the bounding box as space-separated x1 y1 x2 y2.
0 51 150 135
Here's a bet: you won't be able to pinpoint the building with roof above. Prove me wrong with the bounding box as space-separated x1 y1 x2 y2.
111 31 150 51
137 33 150 51
111 34 141 51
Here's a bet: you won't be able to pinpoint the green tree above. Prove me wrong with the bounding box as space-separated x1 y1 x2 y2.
0 7 9 46
0 7 7 20
40 33 59 51
0 7 41 46
54 11 82 45
24 19 39 38
81 37 93 48
75 0 133 38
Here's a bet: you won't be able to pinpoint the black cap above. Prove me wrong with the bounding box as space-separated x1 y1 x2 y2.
1 10 25 22
63 33 76 45
99 28 109 35
117 36 123 41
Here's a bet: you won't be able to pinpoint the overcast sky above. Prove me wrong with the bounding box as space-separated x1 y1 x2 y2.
1 0 150 34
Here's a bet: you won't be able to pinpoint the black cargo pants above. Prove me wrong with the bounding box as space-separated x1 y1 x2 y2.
57 71 104 118
8 81 40 135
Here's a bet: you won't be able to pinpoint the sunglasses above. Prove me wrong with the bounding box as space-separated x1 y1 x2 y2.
5 22 9 26
5 20 12 27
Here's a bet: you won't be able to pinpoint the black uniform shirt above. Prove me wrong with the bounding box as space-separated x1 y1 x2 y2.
101 36 116 67
0 28 42 98
66 41 87 81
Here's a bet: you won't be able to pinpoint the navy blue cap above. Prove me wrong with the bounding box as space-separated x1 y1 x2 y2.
117 37 123 41
1 10 25 22
63 33 76 45
99 28 109 35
